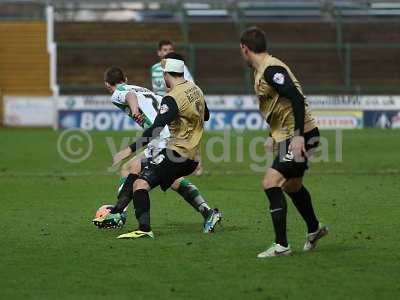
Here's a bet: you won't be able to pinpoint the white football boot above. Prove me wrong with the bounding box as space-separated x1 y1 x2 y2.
303 223 329 251
257 243 292 258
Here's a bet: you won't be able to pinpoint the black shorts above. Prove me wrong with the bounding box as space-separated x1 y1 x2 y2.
271 127 320 179
139 148 198 191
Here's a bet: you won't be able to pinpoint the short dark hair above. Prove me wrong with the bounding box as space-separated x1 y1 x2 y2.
167 72 184 78
104 66 125 86
240 27 267 53
164 52 184 77
164 52 185 63
158 39 173 50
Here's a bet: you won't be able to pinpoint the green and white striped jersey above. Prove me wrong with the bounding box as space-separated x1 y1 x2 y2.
111 83 170 150
150 62 194 96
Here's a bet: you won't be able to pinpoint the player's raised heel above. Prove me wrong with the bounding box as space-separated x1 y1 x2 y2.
203 209 222 233
257 243 292 258
117 230 154 239
303 223 329 251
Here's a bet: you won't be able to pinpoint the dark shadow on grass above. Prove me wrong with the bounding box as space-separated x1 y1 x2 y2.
293 244 366 257
164 222 247 234
163 222 204 233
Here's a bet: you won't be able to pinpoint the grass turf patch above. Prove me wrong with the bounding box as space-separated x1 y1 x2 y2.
0 128 399 299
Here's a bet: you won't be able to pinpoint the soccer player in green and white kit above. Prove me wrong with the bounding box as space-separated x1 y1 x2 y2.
92 66 221 233
151 40 194 96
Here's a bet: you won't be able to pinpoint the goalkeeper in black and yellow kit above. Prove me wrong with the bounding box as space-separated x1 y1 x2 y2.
112 54 219 239
240 27 328 257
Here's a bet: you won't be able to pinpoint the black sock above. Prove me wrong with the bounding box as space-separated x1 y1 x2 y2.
265 187 288 247
177 179 211 219
133 189 151 232
111 174 138 214
287 186 319 233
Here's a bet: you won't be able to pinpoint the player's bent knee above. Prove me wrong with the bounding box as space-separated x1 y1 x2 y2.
129 160 142 174
170 178 183 191
263 178 281 189
283 178 303 193
262 168 286 189
283 184 300 194
133 179 150 191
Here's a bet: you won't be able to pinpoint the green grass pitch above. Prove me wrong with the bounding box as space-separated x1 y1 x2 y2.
1 128 399 299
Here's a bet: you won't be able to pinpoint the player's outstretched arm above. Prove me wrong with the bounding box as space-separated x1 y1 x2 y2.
112 96 179 166
128 96 178 153
126 91 140 117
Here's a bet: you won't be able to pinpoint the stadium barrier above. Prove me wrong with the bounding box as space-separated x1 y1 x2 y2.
2 94 400 129
57 41 400 95
3 96 53 127
1 3 400 129
55 95 400 130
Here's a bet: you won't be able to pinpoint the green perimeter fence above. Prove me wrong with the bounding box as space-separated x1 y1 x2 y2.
59 41 400 95
2 1 399 94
